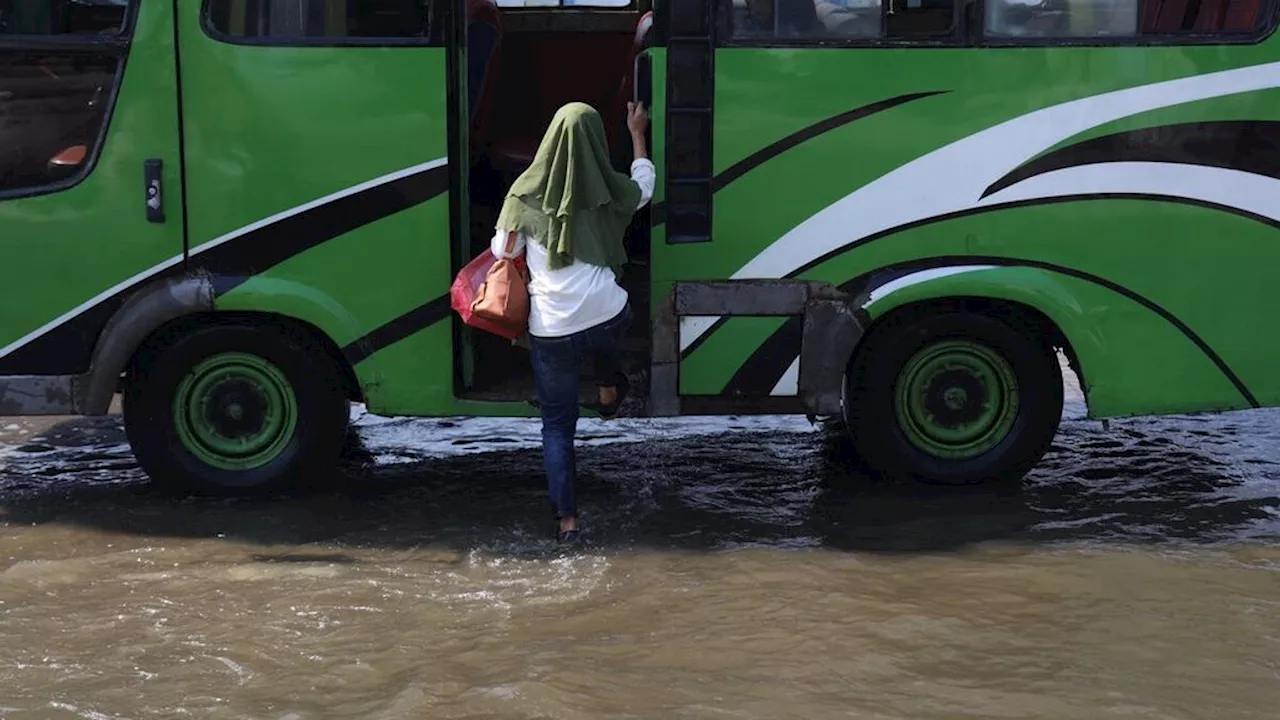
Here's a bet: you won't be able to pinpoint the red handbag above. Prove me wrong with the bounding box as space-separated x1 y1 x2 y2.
450 231 529 340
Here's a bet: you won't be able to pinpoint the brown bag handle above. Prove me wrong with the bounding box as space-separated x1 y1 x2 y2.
503 230 517 257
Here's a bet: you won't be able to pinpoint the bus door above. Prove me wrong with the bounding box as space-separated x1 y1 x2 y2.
0 0 184 395
174 1 459 415
452 0 659 406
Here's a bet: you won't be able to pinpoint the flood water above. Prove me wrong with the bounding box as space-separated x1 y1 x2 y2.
0 368 1278 719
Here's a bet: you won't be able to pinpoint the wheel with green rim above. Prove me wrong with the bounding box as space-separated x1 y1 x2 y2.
124 320 348 494
172 352 300 471
894 340 1020 460
843 311 1062 485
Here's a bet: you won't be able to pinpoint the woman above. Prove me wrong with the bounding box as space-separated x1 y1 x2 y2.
491 101 655 544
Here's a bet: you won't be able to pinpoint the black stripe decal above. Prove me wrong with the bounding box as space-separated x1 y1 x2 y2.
722 315 803 397
983 121 1280 199
201 163 449 291
0 163 449 375
652 91 945 229
341 293 452 365
714 91 947 194
353 94 946 362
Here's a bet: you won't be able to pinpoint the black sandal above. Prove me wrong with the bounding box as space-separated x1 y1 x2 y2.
590 373 630 420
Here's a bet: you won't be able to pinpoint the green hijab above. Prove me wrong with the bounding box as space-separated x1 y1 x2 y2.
496 102 642 275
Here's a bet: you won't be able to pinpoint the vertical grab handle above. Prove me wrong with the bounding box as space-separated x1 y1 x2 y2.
633 48 652 108
144 159 164 224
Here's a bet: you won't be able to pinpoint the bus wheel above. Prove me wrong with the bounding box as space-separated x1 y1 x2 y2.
123 321 349 494
843 311 1062 485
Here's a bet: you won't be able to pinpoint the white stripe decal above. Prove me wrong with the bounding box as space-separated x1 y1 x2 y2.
678 60 1280 353
770 356 800 396
0 157 448 362
679 316 720 353
867 265 998 304
979 161 1280 223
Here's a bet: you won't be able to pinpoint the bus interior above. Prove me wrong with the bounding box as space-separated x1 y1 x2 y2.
457 0 656 406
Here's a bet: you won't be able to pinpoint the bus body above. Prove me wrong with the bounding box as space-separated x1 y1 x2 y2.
1 0 1276 490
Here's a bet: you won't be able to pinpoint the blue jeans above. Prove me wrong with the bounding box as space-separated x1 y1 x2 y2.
529 303 632 519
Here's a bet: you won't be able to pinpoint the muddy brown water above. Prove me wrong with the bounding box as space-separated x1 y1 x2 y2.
0 371 1277 719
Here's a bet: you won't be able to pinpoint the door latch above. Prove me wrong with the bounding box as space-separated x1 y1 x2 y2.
144 159 164 223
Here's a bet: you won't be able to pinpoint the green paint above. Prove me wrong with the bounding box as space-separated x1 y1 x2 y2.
0 0 184 360
2 3 1280 444
173 4 456 415
353 321 456 416
671 45 1280 418
172 352 299 470
894 340 1020 459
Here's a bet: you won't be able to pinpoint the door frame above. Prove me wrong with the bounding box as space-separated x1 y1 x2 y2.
445 0 475 392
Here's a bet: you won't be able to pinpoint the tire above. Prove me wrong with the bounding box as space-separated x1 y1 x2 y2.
123 319 349 494
843 311 1062 485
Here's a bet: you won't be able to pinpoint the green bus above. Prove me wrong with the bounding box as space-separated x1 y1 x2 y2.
1 0 1275 492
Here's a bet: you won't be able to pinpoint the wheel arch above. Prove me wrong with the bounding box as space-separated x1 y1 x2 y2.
82 274 368 414
80 274 216 415
853 267 1091 404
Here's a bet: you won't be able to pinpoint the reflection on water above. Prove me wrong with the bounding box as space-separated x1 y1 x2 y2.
0 397 1277 719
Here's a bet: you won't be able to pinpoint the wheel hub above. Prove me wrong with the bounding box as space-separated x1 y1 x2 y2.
204 378 269 439
894 340 1019 459
941 385 968 411
924 368 988 427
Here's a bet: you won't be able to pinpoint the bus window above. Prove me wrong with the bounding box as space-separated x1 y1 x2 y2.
0 0 127 35
0 1 129 196
984 0 1267 37
728 0 955 40
496 0 632 6
206 0 431 39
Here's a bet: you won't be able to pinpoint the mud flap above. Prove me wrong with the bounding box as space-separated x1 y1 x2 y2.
799 286 864 417
650 280 864 417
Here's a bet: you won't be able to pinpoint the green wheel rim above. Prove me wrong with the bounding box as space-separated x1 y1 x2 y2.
172 352 298 470
893 340 1019 459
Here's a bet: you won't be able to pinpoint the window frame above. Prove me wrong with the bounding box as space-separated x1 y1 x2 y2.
0 0 139 201
201 0 444 47
0 0 137 48
715 0 1280 47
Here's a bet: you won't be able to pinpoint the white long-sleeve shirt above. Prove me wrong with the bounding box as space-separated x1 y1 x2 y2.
491 158 656 338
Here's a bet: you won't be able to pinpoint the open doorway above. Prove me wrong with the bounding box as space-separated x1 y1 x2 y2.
454 0 655 405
